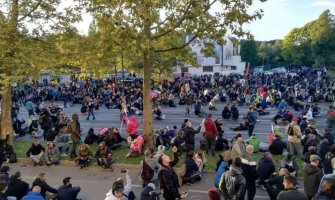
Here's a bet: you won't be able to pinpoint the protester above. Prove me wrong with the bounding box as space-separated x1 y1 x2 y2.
314 178 335 200
26 139 45 166
76 144 91 169
231 137 245 159
140 149 160 187
286 117 303 159
303 154 323 200
22 186 44 200
95 142 114 171
32 172 58 200
203 113 218 156
277 175 308 200
45 141 60 166
57 177 81 200
6 171 29 200
241 145 257 200
219 157 246 200
67 113 81 159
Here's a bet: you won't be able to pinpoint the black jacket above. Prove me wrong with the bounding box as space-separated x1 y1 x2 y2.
32 177 58 198
303 163 323 197
257 157 276 182
0 192 7 200
183 127 198 145
185 157 199 177
241 155 257 183
317 143 330 163
6 177 29 200
159 153 180 200
220 166 246 200
140 186 155 200
26 144 45 157
269 138 285 155
269 175 285 197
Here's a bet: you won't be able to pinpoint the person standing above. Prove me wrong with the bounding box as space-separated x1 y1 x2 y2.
277 175 308 200
285 117 303 159
203 113 218 156
246 106 257 137
219 157 246 200
67 113 81 159
25 99 35 117
86 98 95 120
241 145 257 200
158 146 186 200
303 155 323 200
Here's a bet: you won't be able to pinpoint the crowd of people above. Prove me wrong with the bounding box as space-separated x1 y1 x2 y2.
2 67 335 199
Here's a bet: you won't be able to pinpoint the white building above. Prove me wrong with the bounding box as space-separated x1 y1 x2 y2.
175 36 246 76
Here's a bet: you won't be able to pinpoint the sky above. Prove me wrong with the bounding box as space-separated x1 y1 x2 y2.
73 0 335 41
244 0 335 41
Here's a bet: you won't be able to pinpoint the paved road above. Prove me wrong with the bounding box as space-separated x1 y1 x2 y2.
17 101 330 144
7 163 273 200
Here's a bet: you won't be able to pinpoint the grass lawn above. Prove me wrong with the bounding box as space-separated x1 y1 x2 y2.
14 141 304 176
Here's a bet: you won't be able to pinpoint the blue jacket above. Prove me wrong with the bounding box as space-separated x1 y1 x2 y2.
318 170 335 193
214 161 228 187
22 192 44 200
277 101 287 111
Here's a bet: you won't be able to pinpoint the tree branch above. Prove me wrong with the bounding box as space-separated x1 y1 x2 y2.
18 0 43 22
154 35 197 52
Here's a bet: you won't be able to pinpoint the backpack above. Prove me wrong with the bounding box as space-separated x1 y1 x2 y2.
323 152 335 174
123 191 136 200
141 159 154 182
287 125 294 136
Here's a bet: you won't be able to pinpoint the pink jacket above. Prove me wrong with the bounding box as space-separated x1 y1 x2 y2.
132 135 144 153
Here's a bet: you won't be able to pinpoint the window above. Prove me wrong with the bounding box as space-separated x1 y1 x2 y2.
203 66 213 72
181 67 189 73
231 66 237 70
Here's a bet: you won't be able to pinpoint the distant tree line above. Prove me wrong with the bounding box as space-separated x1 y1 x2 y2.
241 10 335 69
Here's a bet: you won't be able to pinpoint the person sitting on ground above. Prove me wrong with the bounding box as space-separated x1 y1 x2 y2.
269 135 286 155
229 118 250 131
322 128 334 146
222 106 231 119
84 128 99 145
140 183 156 200
57 177 81 200
257 152 276 200
277 175 308 200
26 139 45 166
318 157 335 193
314 178 335 200
32 172 58 200
318 138 330 163
103 130 122 150
76 144 91 169
194 151 207 173
268 168 289 198
281 153 299 177
231 105 239 120
95 142 114 171
45 141 60 166
171 131 187 155
183 151 201 185
231 136 245 159
22 186 44 200
214 133 229 151
6 171 29 200
126 134 144 158
0 166 10 182
105 181 124 200
246 134 260 153
3 142 16 164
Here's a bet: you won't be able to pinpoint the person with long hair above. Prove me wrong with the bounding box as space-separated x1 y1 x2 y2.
314 178 335 200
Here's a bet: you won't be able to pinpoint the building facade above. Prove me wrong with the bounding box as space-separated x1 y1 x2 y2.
175 36 246 76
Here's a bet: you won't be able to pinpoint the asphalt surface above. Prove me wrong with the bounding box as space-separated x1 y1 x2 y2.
17 101 329 144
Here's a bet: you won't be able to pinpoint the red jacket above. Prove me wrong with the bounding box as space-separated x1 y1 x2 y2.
204 118 218 136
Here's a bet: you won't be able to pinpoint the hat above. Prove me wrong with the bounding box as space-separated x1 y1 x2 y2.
310 154 321 162
208 188 221 200
147 183 155 190
292 117 298 122
112 181 124 195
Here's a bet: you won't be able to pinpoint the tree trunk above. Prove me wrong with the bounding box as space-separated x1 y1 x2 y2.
142 49 153 149
142 1 153 149
1 80 13 144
